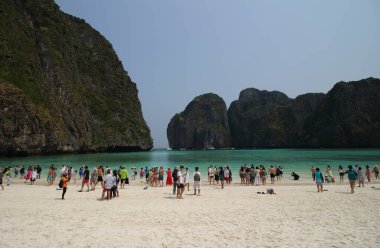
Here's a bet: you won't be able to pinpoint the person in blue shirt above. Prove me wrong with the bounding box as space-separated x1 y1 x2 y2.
315 168 324 192
345 165 357 194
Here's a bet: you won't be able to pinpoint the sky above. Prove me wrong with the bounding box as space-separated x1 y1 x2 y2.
55 0 380 148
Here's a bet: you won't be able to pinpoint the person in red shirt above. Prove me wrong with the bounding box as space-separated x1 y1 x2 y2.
61 174 69 200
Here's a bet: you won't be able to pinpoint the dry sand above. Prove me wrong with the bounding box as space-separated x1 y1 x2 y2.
1 178 380 248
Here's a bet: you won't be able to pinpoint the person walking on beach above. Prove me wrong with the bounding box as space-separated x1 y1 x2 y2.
79 166 90 192
176 166 185 199
365 165 371 183
315 168 324 192
372 165 379 180
166 167 173 185
172 166 178 194
193 167 201 195
61 173 69 200
357 167 365 187
345 165 357 194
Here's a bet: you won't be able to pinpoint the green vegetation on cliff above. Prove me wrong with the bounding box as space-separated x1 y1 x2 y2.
0 0 152 155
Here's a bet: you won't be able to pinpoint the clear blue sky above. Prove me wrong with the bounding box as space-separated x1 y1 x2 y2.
55 0 380 148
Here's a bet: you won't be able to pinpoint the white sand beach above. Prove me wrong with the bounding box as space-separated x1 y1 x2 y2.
1 179 380 248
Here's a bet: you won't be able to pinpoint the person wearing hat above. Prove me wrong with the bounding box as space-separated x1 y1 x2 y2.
119 166 128 189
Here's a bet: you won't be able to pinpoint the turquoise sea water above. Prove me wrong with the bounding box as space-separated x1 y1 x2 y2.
0 149 379 180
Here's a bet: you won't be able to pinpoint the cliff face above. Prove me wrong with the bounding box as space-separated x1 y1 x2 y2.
303 78 380 147
228 88 292 148
167 93 231 149
0 0 152 155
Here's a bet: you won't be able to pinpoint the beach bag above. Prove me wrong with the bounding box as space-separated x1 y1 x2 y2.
194 173 200 182
58 180 63 188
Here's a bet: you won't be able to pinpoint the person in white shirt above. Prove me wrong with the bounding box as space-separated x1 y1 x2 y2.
31 168 38 185
102 169 115 201
193 167 201 195
176 166 185 199
60 165 67 176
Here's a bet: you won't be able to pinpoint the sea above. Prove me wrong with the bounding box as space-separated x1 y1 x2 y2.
0 149 379 180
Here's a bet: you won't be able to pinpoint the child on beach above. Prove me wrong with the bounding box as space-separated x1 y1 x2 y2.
315 168 324 192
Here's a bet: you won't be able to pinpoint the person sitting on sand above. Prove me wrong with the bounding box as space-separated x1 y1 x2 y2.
176 166 185 199
315 168 324 192
345 165 357 194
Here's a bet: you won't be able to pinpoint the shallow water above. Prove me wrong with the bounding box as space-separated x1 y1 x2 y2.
0 149 379 180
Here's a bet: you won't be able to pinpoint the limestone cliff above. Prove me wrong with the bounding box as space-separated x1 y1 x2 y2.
167 93 231 149
0 0 152 155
